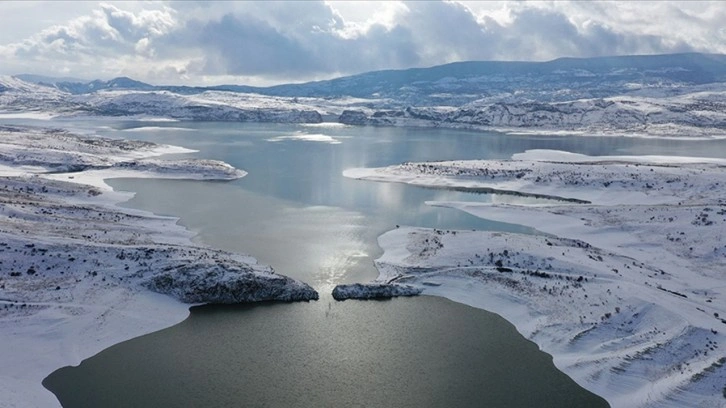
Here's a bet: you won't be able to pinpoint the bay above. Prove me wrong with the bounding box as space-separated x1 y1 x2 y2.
43 120 726 407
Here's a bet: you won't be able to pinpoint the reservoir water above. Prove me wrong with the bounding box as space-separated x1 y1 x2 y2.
36 119 726 407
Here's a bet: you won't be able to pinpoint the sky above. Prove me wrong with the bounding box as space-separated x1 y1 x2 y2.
1 1 725 86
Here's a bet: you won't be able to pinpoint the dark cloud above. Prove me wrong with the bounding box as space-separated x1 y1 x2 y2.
171 1 422 78
470 7 696 61
400 1 489 61
195 13 319 75
0 1 721 84
179 1 699 80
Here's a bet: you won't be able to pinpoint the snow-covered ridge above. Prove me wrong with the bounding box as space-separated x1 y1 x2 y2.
0 126 318 407
0 76 326 123
17 53 726 104
74 90 324 123
344 151 726 408
6 60 726 137
0 76 79 116
338 87 726 138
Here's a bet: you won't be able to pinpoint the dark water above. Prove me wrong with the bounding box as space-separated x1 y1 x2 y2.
45 297 607 408
35 120 726 407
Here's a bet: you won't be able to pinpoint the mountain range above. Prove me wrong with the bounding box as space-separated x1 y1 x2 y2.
16 53 726 101
4 52 726 136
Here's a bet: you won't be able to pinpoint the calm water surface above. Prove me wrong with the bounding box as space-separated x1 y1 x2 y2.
34 120 726 407
46 297 605 408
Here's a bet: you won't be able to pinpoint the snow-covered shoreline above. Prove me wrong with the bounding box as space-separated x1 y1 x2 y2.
0 126 317 408
5 72 726 139
344 150 726 407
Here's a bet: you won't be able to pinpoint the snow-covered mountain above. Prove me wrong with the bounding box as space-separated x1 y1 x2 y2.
254 53 726 104
0 76 82 114
23 53 726 103
14 74 89 86
4 52 726 135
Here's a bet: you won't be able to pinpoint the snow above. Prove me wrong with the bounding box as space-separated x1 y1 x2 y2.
300 122 350 128
121 126 195 132
0 126 317 408
4 74 726 138
511 149 726 165
345 151 726 407
337 84 726 138
344 151 726 206
266 132 342 144
0 112 57 120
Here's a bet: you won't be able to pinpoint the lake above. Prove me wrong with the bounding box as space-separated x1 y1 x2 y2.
39 120 726 407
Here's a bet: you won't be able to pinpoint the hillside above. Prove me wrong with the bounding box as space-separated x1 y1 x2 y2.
4 53 726 136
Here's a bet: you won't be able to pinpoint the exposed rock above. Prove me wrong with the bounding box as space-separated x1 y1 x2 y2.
338 110 369 125
143 261 319 303
331 283 422 300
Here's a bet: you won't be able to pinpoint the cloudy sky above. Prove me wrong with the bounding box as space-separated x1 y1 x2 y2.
1 1 724 86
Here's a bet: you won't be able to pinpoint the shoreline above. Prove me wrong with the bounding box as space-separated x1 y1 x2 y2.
346 150 726 407
0 126 315 407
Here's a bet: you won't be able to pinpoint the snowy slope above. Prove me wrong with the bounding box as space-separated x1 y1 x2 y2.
0 76 81 116
72 90 323 122
0 126 318 407
339 85 726 138
0 77 326 123
6 55 726 136
344 151 726 407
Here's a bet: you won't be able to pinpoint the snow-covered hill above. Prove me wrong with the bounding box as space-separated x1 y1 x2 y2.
24 53 726 104
0 76 325 123
0 76 82 116
5 52 726 135
344 151 726 407
72 90 324 123
339 85 726 137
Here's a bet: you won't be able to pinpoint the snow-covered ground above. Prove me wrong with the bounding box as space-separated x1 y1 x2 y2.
0 75 390 124
337 83 726 139
0 126 317 408
344 150 726 408
4 74 726 138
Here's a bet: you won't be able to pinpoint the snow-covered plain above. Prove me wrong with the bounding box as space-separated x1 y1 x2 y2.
344 150 726 408
0 126 317 408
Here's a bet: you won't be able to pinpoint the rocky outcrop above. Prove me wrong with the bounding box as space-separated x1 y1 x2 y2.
331 283 422 300
338 110 369 125
143 260 319 303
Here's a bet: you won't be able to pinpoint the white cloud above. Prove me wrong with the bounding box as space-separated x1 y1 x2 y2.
325 1 409 39
0 1 724 86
